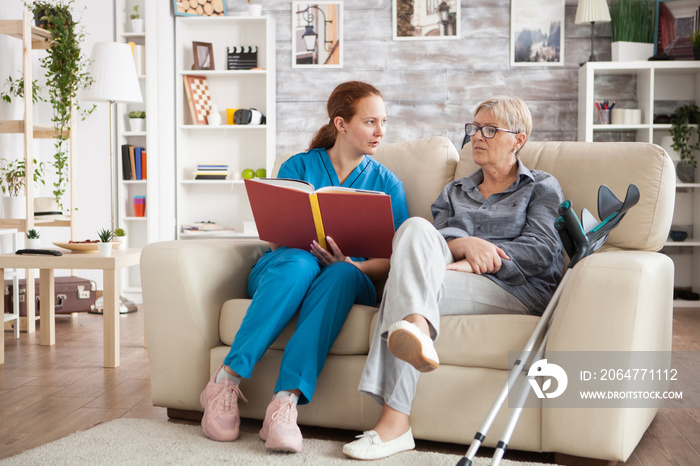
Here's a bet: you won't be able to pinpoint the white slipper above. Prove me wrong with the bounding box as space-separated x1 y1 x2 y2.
342 428 415 460
387 320 439 372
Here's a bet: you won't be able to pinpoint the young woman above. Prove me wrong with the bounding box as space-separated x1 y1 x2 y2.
199 81 409 454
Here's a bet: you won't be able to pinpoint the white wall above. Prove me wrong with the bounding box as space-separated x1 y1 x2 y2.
0 0 114 288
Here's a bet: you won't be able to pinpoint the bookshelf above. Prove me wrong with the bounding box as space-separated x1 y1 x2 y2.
175 15 276 239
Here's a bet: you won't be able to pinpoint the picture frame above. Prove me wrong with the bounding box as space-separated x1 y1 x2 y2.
183 75 212 125
510 0 565 67
654 0 698 59
192 41 215 70
174 0 226 17
392 0 460 41
292 1 343 69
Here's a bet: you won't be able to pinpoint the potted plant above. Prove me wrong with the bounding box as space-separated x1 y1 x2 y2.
128 110 146 132
670 103 700 183
97 228 114 257
692 30 700 60
24 0 95 211
26 229 41 249
130 4 143 33
609 0 656 61
114 227 127 250
0 158 46 219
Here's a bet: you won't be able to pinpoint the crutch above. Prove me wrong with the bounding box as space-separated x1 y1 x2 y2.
456 184 640 466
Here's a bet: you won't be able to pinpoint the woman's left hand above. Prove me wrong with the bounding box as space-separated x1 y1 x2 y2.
311 236 354 267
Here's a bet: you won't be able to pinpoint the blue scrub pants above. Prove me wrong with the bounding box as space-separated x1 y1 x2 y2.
223 247 377 405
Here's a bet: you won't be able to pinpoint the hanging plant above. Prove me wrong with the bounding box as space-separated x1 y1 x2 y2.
23 0 95 209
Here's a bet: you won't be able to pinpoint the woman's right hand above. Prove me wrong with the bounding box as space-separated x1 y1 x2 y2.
447 237 510 274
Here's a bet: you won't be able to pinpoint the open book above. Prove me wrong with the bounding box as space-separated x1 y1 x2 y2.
244 178 396 258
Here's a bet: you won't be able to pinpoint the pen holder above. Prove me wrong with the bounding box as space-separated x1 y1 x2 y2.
596 108 611 125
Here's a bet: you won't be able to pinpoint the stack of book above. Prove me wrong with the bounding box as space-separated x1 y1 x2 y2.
128 41 146 76
121 144 147 180
195 164 228 180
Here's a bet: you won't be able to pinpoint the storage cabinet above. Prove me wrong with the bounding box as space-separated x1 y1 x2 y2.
175 16 276 239
578 62 700 307
114 0 158 291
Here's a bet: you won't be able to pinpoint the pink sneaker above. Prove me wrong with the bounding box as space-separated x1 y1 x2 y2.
200 365 247 442
258 394 303 453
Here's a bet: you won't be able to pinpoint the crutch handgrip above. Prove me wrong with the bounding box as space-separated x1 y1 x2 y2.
558 200 586 245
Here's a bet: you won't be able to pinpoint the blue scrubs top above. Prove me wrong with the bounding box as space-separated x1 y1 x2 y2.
278 148 409 236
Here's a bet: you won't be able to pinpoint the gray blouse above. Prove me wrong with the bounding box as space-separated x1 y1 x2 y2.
431 160 565 314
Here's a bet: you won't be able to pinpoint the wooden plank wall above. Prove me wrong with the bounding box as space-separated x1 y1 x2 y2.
226 0 615 155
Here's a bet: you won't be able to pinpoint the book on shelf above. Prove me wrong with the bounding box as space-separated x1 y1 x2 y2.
181 222 234 235
244 178 396 258
120 144 147 180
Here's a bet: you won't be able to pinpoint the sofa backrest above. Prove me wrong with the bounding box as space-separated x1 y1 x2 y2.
457 141 676 252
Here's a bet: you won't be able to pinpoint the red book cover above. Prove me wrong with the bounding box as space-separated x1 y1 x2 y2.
244 178 395 258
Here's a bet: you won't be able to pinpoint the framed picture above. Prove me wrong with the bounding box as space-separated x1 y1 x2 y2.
654 0 699 59
510 0 565 67
174 0 226 17
292 1 343 68
392 0 460 40
183 75 212 125
192 41 214 70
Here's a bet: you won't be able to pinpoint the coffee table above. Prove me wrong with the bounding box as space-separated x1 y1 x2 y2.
0 249 141 367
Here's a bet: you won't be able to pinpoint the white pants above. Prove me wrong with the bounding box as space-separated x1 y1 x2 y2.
358 217 529 415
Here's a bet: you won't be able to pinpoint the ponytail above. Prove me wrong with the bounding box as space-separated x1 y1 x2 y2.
309 123 337 150
307 81 383 150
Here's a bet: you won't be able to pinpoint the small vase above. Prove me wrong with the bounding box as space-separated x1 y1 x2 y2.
676 161 696 183
208 104 222 126
247 4 262 16
2 196 26 219
129 118 144 132
694 47 700 60
97 242 113 257
26 238 40 249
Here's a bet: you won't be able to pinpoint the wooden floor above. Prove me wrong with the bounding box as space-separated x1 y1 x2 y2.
1 307 699 464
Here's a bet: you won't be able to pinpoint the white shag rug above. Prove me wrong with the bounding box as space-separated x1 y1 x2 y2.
1 418 556 465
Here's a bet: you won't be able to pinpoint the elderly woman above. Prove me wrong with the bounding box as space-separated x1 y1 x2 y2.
343 96 565 460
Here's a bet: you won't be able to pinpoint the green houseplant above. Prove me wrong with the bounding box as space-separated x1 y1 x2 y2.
670 103 700 183
26 228 41 249
97 228 114 257
130 4 143 33
692 30 700 60
0 158 46 218
23 0 95 210
114 227 127 250
609 0 656 61
128 110 146 132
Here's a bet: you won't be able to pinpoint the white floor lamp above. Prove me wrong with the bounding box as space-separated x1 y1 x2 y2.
82 42 142 315
82 42 143 231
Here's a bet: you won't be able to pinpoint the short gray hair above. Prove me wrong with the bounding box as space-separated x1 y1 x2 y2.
474 96 532 150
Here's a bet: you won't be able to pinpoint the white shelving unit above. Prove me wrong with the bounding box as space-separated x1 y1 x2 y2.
175 16 276 239
578 61 700 308
114 0 158 292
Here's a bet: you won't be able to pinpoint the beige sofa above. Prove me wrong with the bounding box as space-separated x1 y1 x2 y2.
141 137 675 462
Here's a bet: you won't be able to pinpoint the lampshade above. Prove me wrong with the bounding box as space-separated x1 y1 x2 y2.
302 25 318 52
575 0 611 24
81 42 142 103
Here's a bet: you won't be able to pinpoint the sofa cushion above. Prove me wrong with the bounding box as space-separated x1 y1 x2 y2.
219 299 378 355
373 136 459 220
457 141 675 252
370 312 540 371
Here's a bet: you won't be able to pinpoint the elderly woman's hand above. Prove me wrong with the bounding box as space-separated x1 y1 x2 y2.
447 237 510 274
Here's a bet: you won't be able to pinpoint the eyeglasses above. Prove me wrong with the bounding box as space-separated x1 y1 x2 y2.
465 123 518 139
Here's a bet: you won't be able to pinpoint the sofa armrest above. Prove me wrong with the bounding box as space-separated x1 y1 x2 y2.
543 250 674 460
141 239 268 411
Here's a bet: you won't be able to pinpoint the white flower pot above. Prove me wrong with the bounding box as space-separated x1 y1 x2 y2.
129 118 144 133
115 235 127 250
2 196 26 219
247 4 262 16
97 242 113 257
611 41 654 62
26 238 40 249
130 19 144 33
